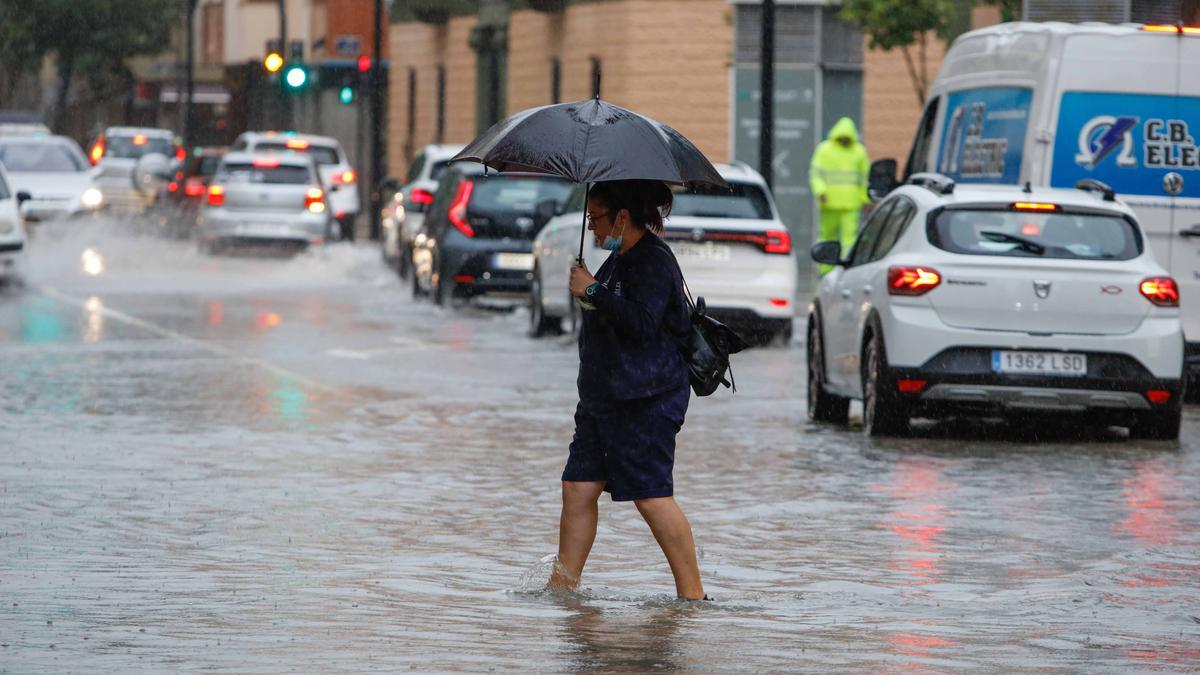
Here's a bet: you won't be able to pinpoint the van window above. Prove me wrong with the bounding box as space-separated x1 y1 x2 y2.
904 97 940 179
1050 91 1200 199
936 87 1032 185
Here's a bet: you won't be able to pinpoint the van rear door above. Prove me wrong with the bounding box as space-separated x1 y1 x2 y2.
1167 37 1200 354
1049 33 1180 269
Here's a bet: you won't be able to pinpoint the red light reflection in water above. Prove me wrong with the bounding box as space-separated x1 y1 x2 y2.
1118 459 1181 546
207 300 223 327
886 631 956 660
873 457 954 586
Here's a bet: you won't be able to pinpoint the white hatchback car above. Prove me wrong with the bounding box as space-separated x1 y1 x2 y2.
230 132 359 238
530 162 797 341
0 162 29 280
382 143 466 276
807 174 1184 439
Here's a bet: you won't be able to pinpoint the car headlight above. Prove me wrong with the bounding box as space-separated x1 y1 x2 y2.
81 188 103 209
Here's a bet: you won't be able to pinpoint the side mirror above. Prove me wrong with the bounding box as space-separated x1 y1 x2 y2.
532 198 558 231
810 241 843 267
868 158 899 201
132 152 172 196
16 191 31 204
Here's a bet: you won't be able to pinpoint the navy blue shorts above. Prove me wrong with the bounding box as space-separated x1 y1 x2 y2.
562 385 690 502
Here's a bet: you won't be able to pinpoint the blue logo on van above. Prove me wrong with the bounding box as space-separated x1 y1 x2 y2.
1052 92 1200 199
1075 116 1139 168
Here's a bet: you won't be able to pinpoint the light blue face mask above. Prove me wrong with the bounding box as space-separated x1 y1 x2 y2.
601 218 627 252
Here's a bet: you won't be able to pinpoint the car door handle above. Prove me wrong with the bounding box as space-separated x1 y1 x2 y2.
840 288 851 298
862 285 873 295
1179 226 1200 238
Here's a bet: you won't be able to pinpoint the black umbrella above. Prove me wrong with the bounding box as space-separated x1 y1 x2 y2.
452 97 727 260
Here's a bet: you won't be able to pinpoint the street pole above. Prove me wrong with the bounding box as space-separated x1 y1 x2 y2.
759 0 775 191
183 0 197 148
278 0 289 129
369 0 385 241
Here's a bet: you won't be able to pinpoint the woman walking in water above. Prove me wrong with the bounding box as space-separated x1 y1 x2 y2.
548 179 706 600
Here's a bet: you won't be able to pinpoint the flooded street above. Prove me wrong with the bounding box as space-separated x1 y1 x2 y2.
3 222 1199 672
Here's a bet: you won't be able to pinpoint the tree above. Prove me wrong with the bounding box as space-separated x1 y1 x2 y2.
2 0 174 132
841 0 1019 107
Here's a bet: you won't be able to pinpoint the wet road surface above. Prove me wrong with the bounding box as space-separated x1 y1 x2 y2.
2 222 1199 671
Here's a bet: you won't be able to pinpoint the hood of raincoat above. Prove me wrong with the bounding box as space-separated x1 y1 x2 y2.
828 117 860 143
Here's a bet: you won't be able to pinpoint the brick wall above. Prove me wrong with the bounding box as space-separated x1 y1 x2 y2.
388 0 733 183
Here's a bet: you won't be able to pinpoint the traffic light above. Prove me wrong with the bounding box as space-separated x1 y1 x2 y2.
264 52 284 73
284 65 308 89
339 85 354 104
357 54 371 73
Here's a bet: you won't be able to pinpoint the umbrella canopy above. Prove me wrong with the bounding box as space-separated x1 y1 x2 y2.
451 97 727 188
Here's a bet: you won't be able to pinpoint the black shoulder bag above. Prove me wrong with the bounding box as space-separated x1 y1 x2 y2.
675 267 748 397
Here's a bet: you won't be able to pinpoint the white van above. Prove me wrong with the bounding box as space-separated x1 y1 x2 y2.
874 21 1200 388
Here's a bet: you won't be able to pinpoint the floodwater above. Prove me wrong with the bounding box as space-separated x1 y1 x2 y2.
2 221 1199 671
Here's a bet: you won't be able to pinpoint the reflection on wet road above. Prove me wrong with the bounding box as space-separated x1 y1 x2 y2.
2 222 1198 671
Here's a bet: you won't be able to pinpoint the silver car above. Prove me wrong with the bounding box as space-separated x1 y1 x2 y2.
0 135 103 222
89 126 179 214
196 152 333 252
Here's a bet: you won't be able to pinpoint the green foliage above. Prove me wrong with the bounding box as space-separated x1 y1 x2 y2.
840 0 962 50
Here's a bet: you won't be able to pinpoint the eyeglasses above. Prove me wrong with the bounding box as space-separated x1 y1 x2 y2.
586 211 611 226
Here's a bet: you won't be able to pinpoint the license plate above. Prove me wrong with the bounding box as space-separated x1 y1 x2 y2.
992 350 1087 376
673 241 732 262
494 252 533 271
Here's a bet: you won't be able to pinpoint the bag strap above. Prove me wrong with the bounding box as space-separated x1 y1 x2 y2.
670 247 738 394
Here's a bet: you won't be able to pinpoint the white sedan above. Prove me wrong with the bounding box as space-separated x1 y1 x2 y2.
530 162 798 341
0 135 103 222
807 175 1184 439
0 162 29 281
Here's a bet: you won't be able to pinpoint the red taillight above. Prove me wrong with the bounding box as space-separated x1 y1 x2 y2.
1140 277 1179 307
888 266 941 296
339 169 357 184
764 229 791 254
167 181 179 193
175 146 186 162
1146 389 1172 404
253 157 281 168
769 297 789 307
897 379 927 394
207 184 225 206
132 134 147 146
410 188 435 205
184 179 206 197
285 139 310 150
89 142 104 164
305 188 326 213
448 181 475 237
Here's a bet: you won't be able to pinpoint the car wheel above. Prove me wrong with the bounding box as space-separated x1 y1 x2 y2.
807 314 849 424
1130 405 1182 440
861 329 910 437
529 267 560 337
411 255 428 299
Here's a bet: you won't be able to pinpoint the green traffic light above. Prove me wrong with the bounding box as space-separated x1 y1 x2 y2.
284 66 307 89
339 85 354 104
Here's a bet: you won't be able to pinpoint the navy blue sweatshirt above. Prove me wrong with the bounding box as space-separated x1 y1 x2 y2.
577 232 691 401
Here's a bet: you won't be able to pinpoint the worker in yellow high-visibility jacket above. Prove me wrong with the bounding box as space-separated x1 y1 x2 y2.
809 117 871 274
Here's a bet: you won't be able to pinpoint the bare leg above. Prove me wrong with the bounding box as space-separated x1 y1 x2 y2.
549 480 605 590
634 496 704 599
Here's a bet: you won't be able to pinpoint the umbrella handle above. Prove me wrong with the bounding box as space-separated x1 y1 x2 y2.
576 182 591 265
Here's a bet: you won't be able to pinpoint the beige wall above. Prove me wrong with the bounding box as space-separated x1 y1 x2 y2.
388 0 732 183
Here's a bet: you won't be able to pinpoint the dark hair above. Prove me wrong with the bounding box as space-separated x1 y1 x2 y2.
589 180 674 234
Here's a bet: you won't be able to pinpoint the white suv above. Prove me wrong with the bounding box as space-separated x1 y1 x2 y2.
230 132 359 238
382 143 466 276
530 162 797 341
807 175 1184 439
